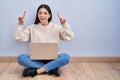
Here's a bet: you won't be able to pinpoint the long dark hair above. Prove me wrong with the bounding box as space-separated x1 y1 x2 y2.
34 4 52 24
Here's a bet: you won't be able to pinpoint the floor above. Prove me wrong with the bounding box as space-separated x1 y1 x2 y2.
0 61 120 80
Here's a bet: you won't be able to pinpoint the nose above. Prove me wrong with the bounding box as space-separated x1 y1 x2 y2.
41 13 45 17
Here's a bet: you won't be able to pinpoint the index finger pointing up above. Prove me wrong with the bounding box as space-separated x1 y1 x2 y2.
23 11 26 19
57 13 62 20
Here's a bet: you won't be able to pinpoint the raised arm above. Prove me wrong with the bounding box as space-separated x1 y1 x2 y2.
57 13 74 41
14 11 31 42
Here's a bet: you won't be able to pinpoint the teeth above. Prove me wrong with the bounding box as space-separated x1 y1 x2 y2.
41 18 45 21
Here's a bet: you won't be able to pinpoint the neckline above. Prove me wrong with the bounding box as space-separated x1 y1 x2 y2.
39 22 51 28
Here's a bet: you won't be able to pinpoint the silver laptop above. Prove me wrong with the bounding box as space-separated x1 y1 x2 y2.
30 43 58 60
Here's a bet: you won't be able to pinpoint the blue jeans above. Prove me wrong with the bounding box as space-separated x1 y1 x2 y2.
17 53 70 72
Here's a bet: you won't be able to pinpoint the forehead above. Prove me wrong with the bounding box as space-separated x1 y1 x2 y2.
39 8 48 12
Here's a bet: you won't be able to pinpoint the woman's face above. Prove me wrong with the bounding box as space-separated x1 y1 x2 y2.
38 8 51 26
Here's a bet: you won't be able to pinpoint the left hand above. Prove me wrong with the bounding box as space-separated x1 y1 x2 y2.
57 13 66 25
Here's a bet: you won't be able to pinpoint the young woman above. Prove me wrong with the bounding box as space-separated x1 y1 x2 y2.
14 4 74 77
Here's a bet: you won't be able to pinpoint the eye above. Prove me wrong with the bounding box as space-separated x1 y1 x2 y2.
44 12 47 15
38 12 42 14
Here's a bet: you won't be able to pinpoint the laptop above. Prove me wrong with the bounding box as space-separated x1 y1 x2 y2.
30 43 58 60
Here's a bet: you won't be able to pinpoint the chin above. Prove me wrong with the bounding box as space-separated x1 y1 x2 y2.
40 21 46 23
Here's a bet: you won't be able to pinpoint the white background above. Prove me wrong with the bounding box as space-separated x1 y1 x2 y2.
0 0 120 57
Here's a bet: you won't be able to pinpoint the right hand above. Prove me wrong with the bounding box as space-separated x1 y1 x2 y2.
18 11 26 23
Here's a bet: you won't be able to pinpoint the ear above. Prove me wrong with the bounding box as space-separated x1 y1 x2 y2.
49 14 51 18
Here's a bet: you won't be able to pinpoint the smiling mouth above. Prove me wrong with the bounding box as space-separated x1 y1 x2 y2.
40 18 46 21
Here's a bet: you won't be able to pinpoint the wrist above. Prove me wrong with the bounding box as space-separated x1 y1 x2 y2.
18 22 23 25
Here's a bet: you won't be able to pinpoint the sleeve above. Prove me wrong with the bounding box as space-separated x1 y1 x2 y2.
14 25 31 42
59 22 74 41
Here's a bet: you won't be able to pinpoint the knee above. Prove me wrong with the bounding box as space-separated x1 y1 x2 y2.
60 53 70 64
64 53 70 64
17 54 29 65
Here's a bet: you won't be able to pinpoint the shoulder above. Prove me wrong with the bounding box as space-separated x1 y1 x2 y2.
27 24 38 28
24 24 38 31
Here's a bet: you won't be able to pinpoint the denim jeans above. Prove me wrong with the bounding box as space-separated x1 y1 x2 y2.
17 53 70 72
